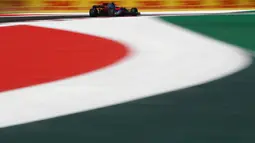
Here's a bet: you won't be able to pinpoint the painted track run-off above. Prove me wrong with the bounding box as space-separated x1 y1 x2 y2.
0 14 252 128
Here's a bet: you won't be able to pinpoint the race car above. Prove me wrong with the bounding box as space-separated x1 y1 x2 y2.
89 2 140 17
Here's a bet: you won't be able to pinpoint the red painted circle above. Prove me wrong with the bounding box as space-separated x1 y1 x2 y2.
0 25 129 92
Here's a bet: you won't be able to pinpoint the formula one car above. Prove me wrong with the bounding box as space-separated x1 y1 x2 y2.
89 2 140 17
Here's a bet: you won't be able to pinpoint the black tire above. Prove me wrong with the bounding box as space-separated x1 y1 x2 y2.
130 7 138 16
98 9 104 16
108 8 115 16
89 8 98 17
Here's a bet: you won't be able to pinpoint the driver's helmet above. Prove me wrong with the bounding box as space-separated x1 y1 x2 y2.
107 2 116 9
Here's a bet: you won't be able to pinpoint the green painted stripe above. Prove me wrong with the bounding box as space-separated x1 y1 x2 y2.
159 14 255 51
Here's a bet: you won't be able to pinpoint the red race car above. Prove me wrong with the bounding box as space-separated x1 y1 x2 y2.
89 2 140 17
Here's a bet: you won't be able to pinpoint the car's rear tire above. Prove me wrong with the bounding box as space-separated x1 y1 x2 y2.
130 8 138 16
89 8 98 17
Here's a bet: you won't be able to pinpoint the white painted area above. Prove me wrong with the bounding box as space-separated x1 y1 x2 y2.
0 17 252 128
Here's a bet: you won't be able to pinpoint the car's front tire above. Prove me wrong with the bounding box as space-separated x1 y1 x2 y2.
130 7 138 16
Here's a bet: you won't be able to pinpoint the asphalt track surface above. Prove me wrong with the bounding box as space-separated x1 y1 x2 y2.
0 14 89 23
0 14 181 23
0 14 162 23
